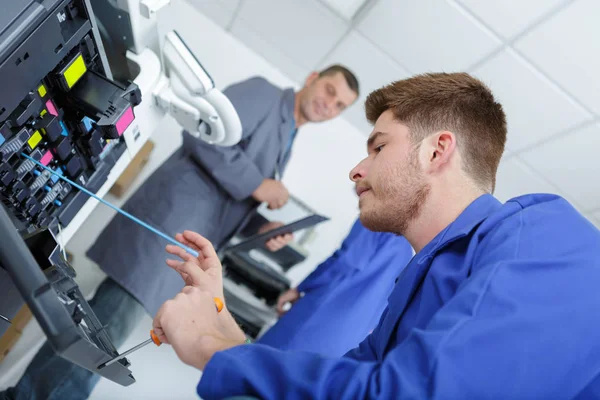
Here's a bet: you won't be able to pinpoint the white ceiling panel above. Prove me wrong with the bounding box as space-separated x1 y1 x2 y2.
493 155 570 204
186 0 239 28
232 0 348 70
219 0 241 11
357 0 501 73
456 0 565 39
319 0 369 21
515 0 600 115
320 31 411 135
230 20 310 84
520 123 600 211
472 49 593 152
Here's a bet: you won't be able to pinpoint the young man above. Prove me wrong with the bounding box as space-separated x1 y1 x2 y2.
153 72 600 399
258 218 413 357
0 65 359 400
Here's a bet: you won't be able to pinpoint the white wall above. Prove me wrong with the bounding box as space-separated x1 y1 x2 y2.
155 0 369 286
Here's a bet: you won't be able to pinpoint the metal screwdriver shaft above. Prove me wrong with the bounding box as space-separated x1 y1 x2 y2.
103 338 154 367
101 330 162 368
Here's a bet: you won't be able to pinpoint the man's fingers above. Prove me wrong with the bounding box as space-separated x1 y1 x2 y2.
175 233 201 252
277 297 286 312
166 258 184 269
166 244 199 264
182 231 218 264
166 259 206 285
166 259 187 281
267 199 285 210
265 237 287 252
277 300 292 316
166 259 194 285
153 303 170 345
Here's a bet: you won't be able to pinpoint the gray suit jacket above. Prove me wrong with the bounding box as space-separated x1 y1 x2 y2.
87 77 297 314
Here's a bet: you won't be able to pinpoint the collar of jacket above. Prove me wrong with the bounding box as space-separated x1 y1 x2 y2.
280 88 296 126
415 193 502 264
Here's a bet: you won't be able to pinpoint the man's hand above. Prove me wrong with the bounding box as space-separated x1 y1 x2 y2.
258 221 294 252
252 179 289 209
276 288 301 316
165 231 224 300
165 230 246 343
153 286 245 370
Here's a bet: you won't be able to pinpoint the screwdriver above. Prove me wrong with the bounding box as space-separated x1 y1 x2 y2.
99 297 224 368
100 330 162 368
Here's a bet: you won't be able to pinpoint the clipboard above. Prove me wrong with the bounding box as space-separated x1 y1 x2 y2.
223 214 329 253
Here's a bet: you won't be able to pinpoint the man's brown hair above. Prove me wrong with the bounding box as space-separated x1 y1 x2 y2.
320 64 360 97
365 72 507 192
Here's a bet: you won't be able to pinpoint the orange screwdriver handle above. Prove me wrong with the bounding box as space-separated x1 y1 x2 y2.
150 330 162 346
214 297 224 313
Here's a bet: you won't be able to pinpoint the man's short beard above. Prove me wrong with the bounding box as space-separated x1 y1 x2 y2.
360 183 429 235
359 150 430 235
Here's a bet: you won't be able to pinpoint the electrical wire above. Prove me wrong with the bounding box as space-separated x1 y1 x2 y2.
21 153 199 257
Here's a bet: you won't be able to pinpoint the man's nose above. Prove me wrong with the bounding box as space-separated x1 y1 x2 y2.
350 158 368 182
325 98 336 116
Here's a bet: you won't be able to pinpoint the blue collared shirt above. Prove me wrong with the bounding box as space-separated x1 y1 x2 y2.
257 219 413 357
198 194 600 399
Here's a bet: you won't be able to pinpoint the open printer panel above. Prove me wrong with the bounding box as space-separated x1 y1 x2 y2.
0 0 141 385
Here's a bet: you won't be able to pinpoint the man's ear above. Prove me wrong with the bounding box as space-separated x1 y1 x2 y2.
304 71 319 87
423 131 457 171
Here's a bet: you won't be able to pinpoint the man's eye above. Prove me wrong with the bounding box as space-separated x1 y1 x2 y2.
375 144 385 153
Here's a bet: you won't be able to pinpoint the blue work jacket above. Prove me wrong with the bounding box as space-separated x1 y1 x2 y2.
198 194 600 399
258 219 413 357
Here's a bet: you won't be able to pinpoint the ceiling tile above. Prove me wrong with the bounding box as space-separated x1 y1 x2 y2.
514 0 600 115
158 0 297 88
357 0 501 73
494 155 569 204
233 0 348 70
456 0 565 39
472 49 593 152
320 31 411 135
319 0 369 21
230 20 311 84
519 123 600 211
220 0 241 11
185 0 238 29
341 101 370 137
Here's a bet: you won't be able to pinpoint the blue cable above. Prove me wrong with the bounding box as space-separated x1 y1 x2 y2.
21 153 199 257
